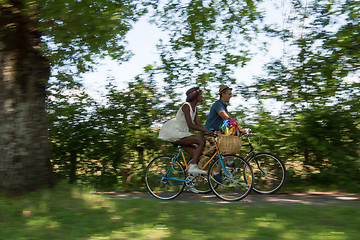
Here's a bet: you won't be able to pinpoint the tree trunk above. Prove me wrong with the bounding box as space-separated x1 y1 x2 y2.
0 1 53 194
68 150 77 184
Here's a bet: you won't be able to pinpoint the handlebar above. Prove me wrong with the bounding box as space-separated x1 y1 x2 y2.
243 128 252 137
205 128 252 139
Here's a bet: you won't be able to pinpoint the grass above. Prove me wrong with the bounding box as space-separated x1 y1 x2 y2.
0 183 359 240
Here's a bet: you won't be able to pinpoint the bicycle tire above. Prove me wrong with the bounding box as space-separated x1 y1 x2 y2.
187 154 213 194
208 154 253 201
145 155 186 200
248 152 286 194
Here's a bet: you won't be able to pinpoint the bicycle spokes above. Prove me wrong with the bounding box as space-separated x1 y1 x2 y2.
249 153 286 194
145 156 186 200
208 155 253 201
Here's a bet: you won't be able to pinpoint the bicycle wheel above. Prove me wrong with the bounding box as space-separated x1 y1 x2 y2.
187 154 213 194
208 155 253 201
145 156 186 200
248 152 286 194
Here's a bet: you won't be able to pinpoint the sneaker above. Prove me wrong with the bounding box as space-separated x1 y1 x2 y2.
188 164 207 176
187 186 200 194
212 173 223 184
225 161 236 168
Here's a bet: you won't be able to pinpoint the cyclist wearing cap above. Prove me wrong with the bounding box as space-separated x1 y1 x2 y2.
205 85 247 183
206 85 233 131
206 85 247 135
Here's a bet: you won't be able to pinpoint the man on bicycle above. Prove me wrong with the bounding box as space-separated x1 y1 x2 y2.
205 85 247 183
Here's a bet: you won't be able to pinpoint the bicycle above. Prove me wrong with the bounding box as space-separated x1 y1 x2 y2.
144 133 254 201
239 129 286 194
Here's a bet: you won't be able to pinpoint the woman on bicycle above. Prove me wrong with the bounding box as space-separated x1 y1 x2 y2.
158 87 213 175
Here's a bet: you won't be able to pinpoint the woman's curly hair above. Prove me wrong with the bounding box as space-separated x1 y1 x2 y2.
186 87 202 102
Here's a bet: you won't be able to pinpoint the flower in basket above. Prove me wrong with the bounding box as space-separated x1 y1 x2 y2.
220 119 240 136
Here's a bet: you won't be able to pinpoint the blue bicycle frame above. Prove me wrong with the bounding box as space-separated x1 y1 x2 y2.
162 147 231 182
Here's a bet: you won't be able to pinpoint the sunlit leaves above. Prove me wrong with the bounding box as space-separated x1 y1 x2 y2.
150 0 264 94
48 75 164 187
239 0 360 187
37 0 145 73
249 0 359 111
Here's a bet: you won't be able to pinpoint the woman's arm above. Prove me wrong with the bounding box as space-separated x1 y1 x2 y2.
194 113 202 126
194 112 212 135
183 104 212 134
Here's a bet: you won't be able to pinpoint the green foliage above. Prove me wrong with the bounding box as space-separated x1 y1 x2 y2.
47 73 101 184
149 0 264 96
37 0 147 73
249 0 359 109
44 0 360 191
240 0 360 189
292 106 360 186
48 77 164 190
98 78 163 189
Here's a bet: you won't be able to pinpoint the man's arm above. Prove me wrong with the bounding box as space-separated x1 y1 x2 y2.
217 110 230 120
218 110 248 135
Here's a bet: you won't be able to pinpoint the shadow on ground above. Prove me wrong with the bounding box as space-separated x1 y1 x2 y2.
96 191 360 206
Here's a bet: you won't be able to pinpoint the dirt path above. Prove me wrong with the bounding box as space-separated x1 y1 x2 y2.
97 191 360 206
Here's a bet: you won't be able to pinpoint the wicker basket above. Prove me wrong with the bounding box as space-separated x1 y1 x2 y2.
217 134 242 154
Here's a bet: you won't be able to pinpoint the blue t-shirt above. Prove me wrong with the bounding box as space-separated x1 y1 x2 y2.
205 99 228 131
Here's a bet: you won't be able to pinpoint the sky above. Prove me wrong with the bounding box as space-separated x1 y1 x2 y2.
73 0 359 121
81 17 163 100
80 2 289 114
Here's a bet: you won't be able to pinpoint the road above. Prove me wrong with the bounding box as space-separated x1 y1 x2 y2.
97 191 360 206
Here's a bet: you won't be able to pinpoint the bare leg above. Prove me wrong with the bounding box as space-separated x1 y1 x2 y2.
174 135 206 164
215 154 231 173
182 145 196 159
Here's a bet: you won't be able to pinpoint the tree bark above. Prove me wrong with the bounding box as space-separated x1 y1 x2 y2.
68 150 77 184
0 1 53 194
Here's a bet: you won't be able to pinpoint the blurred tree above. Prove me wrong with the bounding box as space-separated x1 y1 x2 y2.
97 78 162 189
0 1 52 194
0 0 145 194
293 106 360 186
250 0 359 110
47 73 99 184
244 0 360 187
148 0 266 105
48 75 163 189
